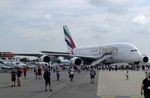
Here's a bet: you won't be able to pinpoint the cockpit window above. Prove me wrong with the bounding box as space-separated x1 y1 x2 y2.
131 49 137 52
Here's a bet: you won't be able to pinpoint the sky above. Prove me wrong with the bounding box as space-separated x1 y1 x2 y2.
0 0 150 57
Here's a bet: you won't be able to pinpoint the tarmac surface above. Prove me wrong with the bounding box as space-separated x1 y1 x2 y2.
0 70 146 98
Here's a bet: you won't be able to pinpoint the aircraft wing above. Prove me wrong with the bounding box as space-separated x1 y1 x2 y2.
14 52 70 57
14 53 42 57
14 51 112 66
41 51 71 57
0 64 11 69
0 61 12 69
41 51 70 54
41 52 97 65
41 51 96 59
41 51 112 60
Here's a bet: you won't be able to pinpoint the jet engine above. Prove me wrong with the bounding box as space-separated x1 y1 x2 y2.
70 57 82 65
39 55 51 63
133 56 149 65
143 56 149 63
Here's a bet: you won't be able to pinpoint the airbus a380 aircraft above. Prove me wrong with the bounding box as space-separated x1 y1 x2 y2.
41 25 149 66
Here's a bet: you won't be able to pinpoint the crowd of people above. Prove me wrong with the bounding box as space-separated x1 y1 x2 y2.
9 63 150 98
10 63 97 90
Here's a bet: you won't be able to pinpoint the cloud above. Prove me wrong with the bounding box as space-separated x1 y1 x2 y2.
89 0 131 6
133 15 148 24
0 0 150 57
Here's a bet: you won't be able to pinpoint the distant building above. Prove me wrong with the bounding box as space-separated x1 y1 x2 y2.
0 52 14 59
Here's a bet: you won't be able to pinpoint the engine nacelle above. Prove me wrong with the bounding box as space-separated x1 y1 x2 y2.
39 55 51 63
143 56 149 63
132 56 149 65
70 57 82 65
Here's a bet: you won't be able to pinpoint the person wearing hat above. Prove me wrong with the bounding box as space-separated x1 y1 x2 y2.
141 72 150 98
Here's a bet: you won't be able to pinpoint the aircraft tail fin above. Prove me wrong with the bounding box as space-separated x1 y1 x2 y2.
63 25 76 54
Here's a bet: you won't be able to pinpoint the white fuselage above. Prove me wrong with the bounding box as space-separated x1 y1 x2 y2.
72 43 143 64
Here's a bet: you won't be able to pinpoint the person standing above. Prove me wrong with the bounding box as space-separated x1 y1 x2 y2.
11 68 17 87
23 66 27 79
90 66 96 84
38 66 42 79
43 69 52 91
55 66 60 81
141 72 150 98
69 66 74 82
144 66 149 78
34 66 38 79
17 68 22 87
